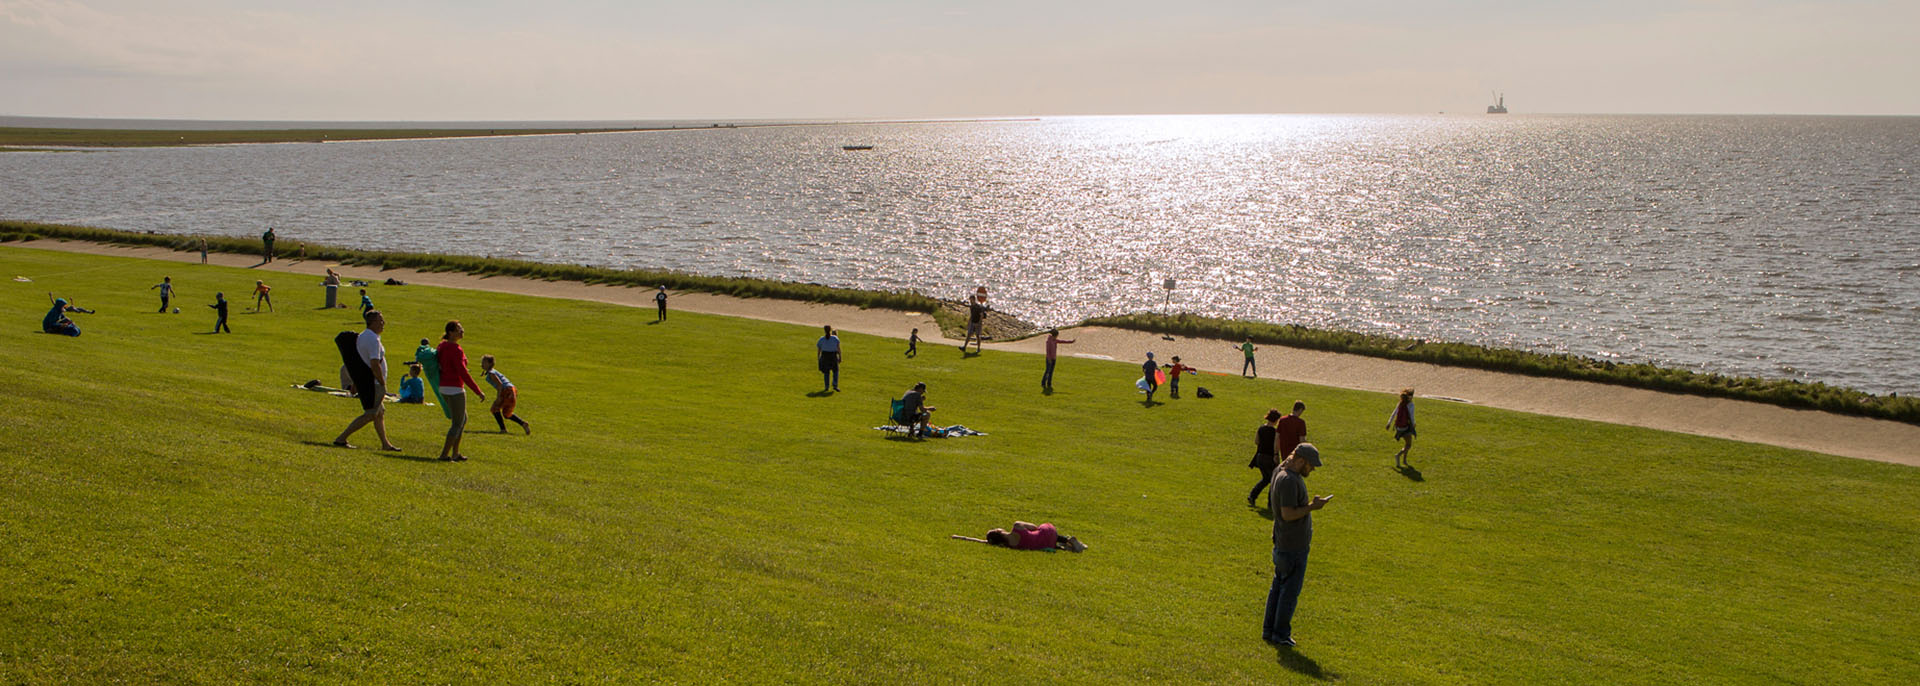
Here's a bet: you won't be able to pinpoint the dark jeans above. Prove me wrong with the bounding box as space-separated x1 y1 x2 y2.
657 302 666 320
215 315 229 333
1243 357 1256 377
1248 462 1276 502
1263 547 1310 642
819 356 839 390
1042 358 1057 388
1170 375 1181 398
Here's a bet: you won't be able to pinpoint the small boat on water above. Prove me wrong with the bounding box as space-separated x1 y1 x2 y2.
1486 92 1508 114
841 145 874 151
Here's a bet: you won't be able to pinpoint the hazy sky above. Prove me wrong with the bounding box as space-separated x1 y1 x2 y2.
2 0 1915 120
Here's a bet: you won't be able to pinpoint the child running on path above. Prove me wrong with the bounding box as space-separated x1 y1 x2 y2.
253 280 273 313
482 354 532 434
150 276 174 313
208 292 230 333
1162 355 1198 399
1388 388 1417 467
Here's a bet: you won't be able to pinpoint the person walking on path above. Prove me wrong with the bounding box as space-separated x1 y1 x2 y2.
1141 352 1161 403
1250 403 1307 506
1388 388 1416 467
816 325 842 392
482 354 531 435
1237 337 1258 378
261 227 276 263
905 328 920 358
150 276 175 313
1264 443 1331 647
1162 356 1198 399
1042 329 1075 391
654 285 669 322
960 292 988 354
199 238 208 265
435 321 486 462
208 292 231 333
252 280 273 313
332 309 400 451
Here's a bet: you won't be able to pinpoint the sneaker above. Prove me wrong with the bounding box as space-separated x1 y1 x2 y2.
1266 636 1296 647
1246 494 1258 507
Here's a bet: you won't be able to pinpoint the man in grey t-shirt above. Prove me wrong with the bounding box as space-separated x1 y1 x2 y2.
1263 443 1331 647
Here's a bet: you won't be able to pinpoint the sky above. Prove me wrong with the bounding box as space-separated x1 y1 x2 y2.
2 0 1916 121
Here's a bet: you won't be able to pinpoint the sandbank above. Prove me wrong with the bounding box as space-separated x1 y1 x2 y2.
10 238 1917 468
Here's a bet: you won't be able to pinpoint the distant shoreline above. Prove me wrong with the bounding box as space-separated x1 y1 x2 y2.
0 118 1040 149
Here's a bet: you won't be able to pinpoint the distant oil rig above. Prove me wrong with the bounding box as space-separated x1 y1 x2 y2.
1486 92 1508 114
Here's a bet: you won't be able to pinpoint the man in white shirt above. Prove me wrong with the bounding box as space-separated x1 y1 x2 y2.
332 309 401 451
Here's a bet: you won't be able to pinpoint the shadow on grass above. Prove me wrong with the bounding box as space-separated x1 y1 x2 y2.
297 440 441 463
805 390 835 398
881 434 924 443
1250 504 1275 521
646 320 664 325
1274 647 1331 679
1140 399 1161 408
1042 387 1054 396
1396 464 1424 482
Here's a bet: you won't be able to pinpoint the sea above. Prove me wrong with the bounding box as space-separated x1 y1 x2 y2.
3 114 1917 395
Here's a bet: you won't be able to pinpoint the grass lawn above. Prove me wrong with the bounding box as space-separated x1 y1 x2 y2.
2 246 1917 684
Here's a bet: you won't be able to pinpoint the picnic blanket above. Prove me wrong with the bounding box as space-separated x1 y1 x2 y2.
874 424 987 438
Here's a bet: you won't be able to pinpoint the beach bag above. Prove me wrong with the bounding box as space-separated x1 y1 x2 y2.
1195 387 1213 399
1135 377 1151 392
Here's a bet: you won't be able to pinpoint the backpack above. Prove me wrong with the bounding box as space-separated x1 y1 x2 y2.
1195 387 1213 399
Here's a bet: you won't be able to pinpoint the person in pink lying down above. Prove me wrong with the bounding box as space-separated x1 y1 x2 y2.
983 521 1088 553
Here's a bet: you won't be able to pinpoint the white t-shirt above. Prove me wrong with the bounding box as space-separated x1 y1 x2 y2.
356 329 385 378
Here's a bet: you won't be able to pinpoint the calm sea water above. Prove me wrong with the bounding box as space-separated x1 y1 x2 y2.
4 115 1917 394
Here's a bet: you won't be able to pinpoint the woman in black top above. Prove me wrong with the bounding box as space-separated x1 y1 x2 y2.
1248 408 1283 507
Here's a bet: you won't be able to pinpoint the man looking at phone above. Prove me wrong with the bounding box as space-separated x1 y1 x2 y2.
1264 443 1331 647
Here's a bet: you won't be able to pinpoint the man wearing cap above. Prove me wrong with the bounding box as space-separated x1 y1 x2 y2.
1264 442 1331 647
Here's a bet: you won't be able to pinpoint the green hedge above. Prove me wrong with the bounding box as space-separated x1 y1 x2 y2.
1 220 963 332
1086 312 1920 425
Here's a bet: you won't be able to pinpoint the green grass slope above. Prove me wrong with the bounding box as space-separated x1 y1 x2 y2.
2 246 1916 684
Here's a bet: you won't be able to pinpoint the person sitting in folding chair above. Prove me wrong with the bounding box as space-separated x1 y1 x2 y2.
895 382 937 437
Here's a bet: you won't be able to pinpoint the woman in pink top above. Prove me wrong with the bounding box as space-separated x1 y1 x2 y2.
983 521 1087 552
435 320 486 462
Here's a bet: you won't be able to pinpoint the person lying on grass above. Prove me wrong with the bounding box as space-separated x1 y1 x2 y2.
42 295 92 336
956 522 1088 552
